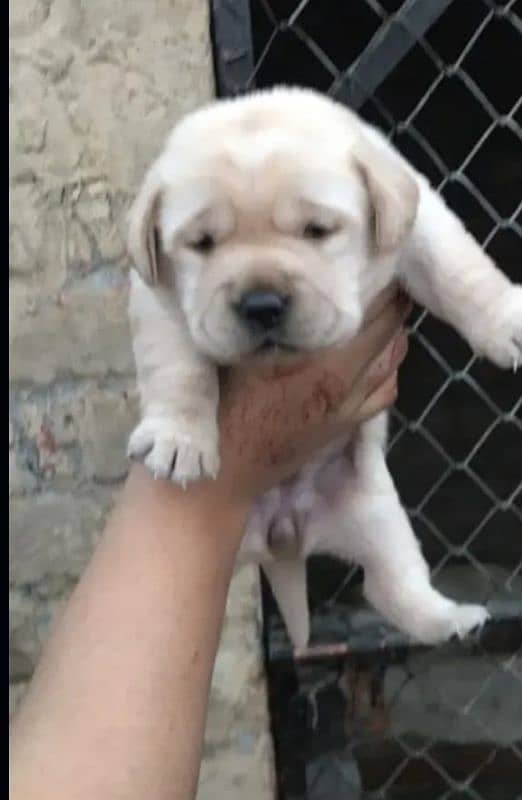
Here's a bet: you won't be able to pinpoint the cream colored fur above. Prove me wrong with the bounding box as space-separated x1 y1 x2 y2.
126 88 521 647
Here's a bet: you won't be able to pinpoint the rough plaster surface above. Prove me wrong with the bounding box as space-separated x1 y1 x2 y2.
9 2 274 796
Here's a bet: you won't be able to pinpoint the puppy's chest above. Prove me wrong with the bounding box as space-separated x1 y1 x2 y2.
240 442 355 560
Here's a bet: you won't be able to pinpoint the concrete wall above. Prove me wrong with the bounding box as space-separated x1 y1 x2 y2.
9 2 274 796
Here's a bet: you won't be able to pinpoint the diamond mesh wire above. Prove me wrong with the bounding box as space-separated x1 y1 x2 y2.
211 1 522 797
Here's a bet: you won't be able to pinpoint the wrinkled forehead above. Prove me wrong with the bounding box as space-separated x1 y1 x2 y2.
158 127 366 236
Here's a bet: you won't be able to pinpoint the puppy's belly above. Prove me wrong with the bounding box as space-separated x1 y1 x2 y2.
238 440 356 564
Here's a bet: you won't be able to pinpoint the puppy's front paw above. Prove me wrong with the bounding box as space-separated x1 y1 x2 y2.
412 601 490 645
127 416 220 486
477 285 522 370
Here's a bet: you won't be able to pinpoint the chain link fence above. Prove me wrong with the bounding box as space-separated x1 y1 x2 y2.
211 1 522 797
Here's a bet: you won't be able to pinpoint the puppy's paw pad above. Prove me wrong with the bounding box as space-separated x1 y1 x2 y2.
127 418 219 485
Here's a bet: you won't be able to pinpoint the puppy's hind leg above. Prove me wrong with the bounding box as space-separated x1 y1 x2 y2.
263 559 310 650
353 494 488 644
321 423 489 645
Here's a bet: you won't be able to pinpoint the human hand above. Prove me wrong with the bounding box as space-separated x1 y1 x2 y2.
215 285 411 507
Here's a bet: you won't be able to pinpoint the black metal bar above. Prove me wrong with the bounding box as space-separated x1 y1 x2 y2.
210 0 254 97
266 603 522 664
335 0 453 109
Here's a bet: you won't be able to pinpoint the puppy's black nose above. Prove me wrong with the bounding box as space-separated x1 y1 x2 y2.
235 290 290 331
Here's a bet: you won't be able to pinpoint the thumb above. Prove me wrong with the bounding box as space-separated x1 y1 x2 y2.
335 330 408 425
355 373 398 423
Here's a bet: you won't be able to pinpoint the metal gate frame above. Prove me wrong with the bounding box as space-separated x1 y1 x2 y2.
210 2 522 798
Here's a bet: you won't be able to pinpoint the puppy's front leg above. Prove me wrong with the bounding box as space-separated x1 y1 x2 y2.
400 177 522 369
127 274 220 485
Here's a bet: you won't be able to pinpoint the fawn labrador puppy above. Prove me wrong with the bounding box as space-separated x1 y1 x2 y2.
126 88 521 649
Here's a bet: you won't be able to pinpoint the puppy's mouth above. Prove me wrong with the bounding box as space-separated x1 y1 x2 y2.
254 337 300 356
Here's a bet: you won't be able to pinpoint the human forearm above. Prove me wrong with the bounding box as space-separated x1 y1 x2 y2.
10 465 248 800
10 290 409 800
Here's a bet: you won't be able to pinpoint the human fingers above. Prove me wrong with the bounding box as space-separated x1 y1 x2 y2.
335 329 408 425
355 373 399 423
362 282 402 324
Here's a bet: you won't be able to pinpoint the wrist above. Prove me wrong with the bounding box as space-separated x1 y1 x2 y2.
185 474 252 542
124 463 251 550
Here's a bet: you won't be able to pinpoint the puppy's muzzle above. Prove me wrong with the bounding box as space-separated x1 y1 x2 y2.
234 289 291 334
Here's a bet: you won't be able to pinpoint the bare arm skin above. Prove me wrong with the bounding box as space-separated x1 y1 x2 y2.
10 289 410 800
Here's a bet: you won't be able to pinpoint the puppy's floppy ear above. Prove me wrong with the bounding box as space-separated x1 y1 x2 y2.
127 168 163 285
353 136 419 254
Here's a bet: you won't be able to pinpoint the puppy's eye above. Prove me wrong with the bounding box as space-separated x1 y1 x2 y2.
303 222 333 241
189 233 215 254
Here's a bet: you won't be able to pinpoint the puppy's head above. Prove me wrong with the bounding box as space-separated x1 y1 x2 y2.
128 88 418 364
